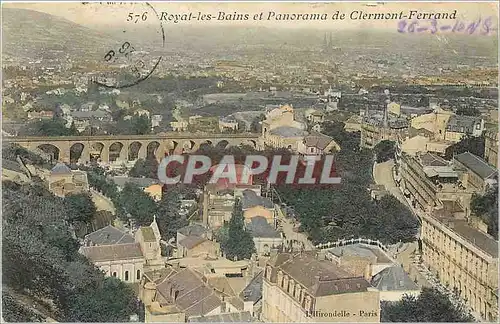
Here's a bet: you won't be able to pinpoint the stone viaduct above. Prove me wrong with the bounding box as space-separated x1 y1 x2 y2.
4 133 261 164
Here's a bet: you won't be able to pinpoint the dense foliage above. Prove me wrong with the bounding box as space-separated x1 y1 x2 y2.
444 134 485 160
381 287 474 322
21 119 79 136
156 186 190 241
129 157 159 179
471 185 498 240
2 180 139 322
219 199 256 260
277 127 418 245
374 140 396 163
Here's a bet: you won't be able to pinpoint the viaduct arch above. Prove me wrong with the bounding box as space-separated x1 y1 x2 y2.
5 133 261 164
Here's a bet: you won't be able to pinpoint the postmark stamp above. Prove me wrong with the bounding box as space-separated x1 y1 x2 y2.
91 2 165 89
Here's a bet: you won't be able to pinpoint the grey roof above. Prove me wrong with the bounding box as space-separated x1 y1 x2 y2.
446 115 482 133
156 268 222 317
268 252 370 297
240 271 263 303
111 176 159 188
439 217 498 257
80 243 144 262
268 126 308 138
454 152 497 180
188 311 253 322
419 153 449 167
51 162 72 174
241 189 274 209
71 110 109 119
371 265 419 291
303 132 335 150
179 236 208 249
327 244 392 264
178 224 207 237
85 225 135 246
246 216 281 238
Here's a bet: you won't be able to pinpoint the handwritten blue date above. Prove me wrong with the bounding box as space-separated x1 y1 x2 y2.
398 17 494 35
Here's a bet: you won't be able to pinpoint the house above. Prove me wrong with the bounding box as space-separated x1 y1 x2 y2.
177 236 220 258
140 266 226 322
261 251 380 322
80 218 163 283
27 110 54 120
240 189 275 225
445 115 484 142
371 265 421 301
453 152 497 194
48 163 89 198
297 132 340 156
246 216 283 256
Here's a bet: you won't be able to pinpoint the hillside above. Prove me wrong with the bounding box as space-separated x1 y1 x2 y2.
2 8 119 59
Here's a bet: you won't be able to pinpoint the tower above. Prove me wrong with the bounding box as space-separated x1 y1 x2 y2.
323 33 328 51
329 32 333 49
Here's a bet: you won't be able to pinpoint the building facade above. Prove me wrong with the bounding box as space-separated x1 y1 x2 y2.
420 212 498 321
484 130 498 168
261 252 380 323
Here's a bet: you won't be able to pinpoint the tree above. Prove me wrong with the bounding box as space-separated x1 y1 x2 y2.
2 181 139 322
131 114 151 135
471 185 498 240
64 192 97 224
118 182 157 226
65 277 139 322
221 199 256 260
381 287 474 322
374 140 396 163
321 120 361 151
22 118 79 136
156 186 188 241
444 135 485 160
129 157 159 179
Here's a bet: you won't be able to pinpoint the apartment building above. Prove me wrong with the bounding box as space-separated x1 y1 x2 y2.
360 113 408 149
420 211 498 321
397 152 472 214
453 152 497 195
484 130 498 168
262 251 380 323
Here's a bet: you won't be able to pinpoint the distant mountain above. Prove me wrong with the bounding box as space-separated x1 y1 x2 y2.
2 8 119 59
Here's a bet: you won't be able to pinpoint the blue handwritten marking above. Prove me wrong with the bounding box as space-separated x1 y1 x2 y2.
397 17 494 35
466 18 481 34
397 20 407 33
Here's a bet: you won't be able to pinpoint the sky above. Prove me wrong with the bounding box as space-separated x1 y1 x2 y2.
2 1 499 32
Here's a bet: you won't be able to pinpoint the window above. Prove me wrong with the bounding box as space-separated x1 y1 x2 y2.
112 272 117 277
125 271 129 281
137 269 141 280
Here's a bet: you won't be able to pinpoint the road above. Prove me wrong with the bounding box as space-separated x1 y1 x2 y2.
373 160 410 208
91 189 116 215
275 206 315 251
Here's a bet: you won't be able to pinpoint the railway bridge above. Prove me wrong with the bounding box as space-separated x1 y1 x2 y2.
3 133 261 164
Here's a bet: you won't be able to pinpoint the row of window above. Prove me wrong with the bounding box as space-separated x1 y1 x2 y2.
111 269 141 281
266 267 312 311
